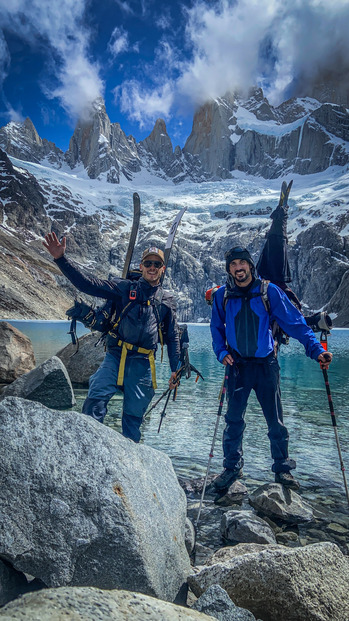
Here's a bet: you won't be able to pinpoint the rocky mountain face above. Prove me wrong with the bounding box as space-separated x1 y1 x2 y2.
0 148 128 319
0 88 348 325
1 135 348 325
0 118 64 168
65 99 140 183
183 92 236 179
1 88 347 185
183 89 349 179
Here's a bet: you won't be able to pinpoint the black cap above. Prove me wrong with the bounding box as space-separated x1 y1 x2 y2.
225 247 255 273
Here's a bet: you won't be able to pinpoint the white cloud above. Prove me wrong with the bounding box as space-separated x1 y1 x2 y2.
115 0 349 129
177 0 277 105
156 13 172 31
114 80 174 127
113 0 134 16
178 0 349 105
108 27 130 58
266 0 349 102
48 54 104 121
0 0 104 121
0 30 10 84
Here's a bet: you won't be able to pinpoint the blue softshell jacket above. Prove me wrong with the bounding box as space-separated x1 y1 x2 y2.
211 279 325 363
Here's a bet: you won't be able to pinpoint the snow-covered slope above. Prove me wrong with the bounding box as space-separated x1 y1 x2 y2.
1 143 349 324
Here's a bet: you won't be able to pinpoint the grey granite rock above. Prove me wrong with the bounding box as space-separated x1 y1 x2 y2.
56 332 106 386
0 321 35 383
249 483 314 524
0 397 190 601
0 587 214 620
221 510 277 544
0 356 75 409
189 542 349 621
185 518 196 555
193 584 256 621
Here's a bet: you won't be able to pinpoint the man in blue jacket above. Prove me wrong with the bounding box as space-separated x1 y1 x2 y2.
210 246 332 491
43 232 180 443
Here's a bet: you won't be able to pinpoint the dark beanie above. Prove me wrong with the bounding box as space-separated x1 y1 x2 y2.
225 247 255 273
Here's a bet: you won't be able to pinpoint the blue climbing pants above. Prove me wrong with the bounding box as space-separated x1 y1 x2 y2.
82 350 155 442
223 353 296 473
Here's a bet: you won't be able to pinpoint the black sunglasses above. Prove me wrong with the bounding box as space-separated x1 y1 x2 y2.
142 260 164 268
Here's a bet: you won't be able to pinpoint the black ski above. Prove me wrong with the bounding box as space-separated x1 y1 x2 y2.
278 180 293 207
160 207 187 284
122 192 141 279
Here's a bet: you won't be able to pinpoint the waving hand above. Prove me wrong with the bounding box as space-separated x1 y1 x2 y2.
43 232 66 260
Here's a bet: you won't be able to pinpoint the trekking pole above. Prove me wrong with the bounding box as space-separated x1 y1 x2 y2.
190 364 204 382
196 368 229 528
157 389 173 433
320 331 349 505
144 386 171 417
157 366 183 433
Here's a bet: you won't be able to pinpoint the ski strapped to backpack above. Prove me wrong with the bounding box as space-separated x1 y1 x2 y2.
122 192 141 279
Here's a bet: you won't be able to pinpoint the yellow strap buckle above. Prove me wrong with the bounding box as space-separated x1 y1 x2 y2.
116 340 157 390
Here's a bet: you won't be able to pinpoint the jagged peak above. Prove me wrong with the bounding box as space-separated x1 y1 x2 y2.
149 118 169 138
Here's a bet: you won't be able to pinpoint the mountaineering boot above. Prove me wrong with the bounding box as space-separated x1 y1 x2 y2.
212 468 243 491
275 471 300 491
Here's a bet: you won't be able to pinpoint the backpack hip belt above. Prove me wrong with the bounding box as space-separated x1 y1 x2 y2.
109 335 157 389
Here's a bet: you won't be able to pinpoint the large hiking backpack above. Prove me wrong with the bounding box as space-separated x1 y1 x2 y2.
205 279 291 352
205 280 332 351
66 281 166 352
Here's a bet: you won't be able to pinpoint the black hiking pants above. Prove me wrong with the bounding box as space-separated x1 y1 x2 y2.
223 353 296 473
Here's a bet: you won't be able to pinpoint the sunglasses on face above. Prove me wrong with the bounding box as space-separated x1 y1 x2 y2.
142 260 164 268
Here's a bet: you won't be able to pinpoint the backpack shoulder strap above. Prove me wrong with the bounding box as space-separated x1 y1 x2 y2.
260 279 271 313
223 287 229 312
110 282 139 333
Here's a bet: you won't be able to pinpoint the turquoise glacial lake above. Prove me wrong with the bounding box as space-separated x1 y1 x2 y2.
6 321 349 541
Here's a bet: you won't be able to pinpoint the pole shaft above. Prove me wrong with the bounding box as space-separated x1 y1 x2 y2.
196 370 229 527
321 367 349 505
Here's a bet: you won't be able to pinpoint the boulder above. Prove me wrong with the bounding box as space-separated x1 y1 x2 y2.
0 322 35 383
0 586 214 620
0 356 75 409
193 584 257 621
188 542 349 621
185 518 196 555
0 560 28 606
205 543 279 565
221 510 277 545
56 332 105 386
0 397 190 601
249 483 314 524
214 481 248 506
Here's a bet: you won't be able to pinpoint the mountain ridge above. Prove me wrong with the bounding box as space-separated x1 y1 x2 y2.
1 89 348 184
0 88 348 324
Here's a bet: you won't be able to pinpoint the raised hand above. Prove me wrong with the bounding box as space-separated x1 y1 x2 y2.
43 232 66 259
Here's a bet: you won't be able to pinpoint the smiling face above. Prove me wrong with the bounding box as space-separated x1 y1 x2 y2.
140 254 165 286
229 258 253 287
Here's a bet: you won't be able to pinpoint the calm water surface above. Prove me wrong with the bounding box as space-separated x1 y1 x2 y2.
7 321 349 540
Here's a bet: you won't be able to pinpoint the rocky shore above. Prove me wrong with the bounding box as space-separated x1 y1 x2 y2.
0 321 349 620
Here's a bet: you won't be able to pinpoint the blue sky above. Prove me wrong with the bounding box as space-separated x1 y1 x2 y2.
0 0 348 153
